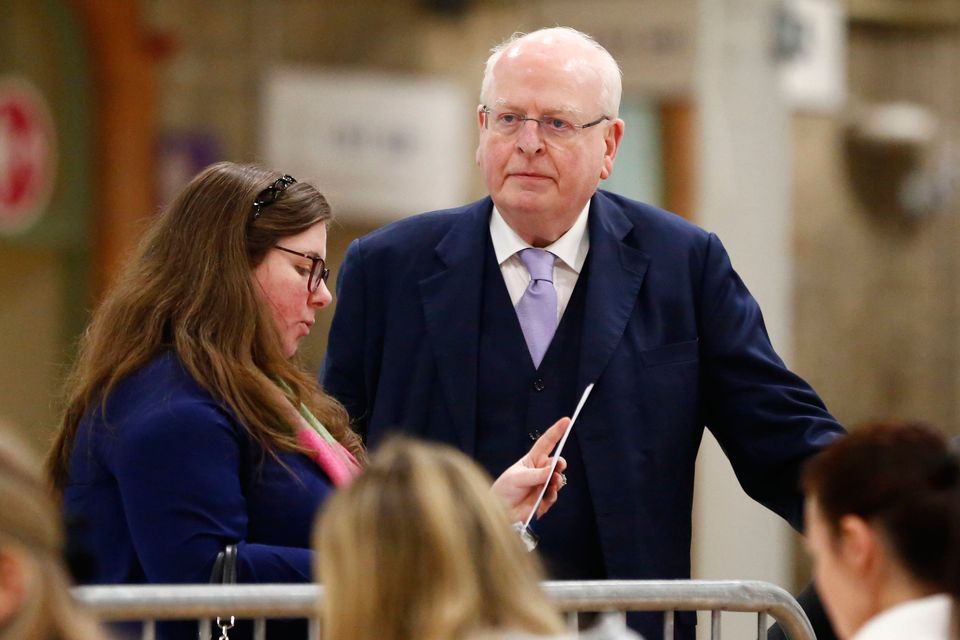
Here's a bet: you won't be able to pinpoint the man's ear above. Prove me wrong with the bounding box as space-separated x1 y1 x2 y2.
599 118 626 180
837 514 878 576
0 548 29 626
476 105 486 167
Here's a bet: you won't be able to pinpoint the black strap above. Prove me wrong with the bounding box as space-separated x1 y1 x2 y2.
221 544 237 585
203 544 238 640
208 544 238 585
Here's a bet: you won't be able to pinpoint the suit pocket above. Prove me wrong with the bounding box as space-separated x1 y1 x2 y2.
638 339 699 367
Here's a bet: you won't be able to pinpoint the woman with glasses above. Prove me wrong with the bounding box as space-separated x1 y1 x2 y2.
803 421 960 640
44 162 566 630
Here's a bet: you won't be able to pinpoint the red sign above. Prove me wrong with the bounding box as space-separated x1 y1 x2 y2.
0 77 56 234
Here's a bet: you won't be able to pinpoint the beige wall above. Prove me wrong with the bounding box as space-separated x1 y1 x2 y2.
793 19 960 432
0 245 66 451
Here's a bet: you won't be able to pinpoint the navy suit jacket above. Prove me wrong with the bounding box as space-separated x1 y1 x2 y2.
323 190 844 582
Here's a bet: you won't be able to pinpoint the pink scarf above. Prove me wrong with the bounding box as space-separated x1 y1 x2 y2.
274 383 362 487
296 426 361 487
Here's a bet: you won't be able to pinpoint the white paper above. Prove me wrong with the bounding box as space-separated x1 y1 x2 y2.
523 383 595 528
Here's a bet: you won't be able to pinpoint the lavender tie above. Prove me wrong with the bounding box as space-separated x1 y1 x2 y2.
515 248 557 368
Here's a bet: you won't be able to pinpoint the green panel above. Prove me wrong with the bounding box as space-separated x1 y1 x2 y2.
601 95 663 207
1 0 93 249
0 1 93 350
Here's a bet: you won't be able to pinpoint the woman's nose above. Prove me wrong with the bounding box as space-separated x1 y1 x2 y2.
310 280 333 308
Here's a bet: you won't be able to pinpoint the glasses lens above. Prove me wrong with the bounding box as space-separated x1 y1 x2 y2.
491 111 522 135
309 259 328 293
543 117 575 138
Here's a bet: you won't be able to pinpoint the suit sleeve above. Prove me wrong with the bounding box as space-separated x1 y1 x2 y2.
114 401 312 584
697 233 845 530
322 238 373 439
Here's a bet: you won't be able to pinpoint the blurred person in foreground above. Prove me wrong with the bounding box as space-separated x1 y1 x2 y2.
803 421 960 640
315 436 640 640
0 423 108 640
322 25 845 639
43 162 566 637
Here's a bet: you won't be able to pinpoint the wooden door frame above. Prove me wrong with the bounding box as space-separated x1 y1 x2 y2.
69 0 156 296
660 101 696 221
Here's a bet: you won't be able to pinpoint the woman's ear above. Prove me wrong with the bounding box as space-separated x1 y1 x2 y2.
0 548 29 626
837 514 878 576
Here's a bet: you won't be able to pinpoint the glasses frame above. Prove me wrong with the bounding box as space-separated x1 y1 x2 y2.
480 106 610 139
273 245 330 293
252 175 297 220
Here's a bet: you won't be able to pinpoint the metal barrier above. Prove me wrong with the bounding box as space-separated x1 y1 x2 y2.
73 579 815 640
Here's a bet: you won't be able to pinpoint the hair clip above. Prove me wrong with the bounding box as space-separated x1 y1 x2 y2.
251 174 297 220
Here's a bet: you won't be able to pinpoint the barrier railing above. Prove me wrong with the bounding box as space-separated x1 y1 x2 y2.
73 579 815 640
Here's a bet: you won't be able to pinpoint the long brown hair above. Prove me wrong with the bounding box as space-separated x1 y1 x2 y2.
46 162 364 492
0 423 110 640
315 436 564 640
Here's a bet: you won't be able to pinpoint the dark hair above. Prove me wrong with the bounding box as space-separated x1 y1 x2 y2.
803 421 960 601
47 162 365 492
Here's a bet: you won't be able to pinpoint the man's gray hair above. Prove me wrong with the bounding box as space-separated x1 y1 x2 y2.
479 27 623 117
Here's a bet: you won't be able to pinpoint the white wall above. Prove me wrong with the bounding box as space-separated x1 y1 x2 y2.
693 0 797 636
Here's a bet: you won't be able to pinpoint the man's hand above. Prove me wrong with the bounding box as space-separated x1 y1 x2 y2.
491 417 569 523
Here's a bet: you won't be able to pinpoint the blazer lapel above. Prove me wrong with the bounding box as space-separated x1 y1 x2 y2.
578 193 650 392
418 199 491 456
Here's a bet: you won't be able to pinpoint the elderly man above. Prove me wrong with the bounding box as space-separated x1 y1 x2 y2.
323 27 843 639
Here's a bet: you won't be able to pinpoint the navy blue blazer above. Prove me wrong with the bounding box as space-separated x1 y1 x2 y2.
64 351 332 588
323 190 844 582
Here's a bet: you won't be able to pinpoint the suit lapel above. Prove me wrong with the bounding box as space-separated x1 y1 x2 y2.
578 193 650 392
418 199 491 456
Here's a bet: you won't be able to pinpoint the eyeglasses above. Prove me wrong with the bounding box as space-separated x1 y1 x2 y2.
274 246 330 293
252 175 297 220
481 106 610 141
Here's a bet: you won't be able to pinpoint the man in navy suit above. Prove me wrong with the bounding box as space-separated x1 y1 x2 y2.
323 27 844 639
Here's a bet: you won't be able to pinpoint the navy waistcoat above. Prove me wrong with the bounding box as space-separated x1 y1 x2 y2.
474 236 605 580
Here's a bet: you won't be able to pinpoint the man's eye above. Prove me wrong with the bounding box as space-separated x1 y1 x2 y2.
546 118 572 131
498 113 521 125
295 267 310 277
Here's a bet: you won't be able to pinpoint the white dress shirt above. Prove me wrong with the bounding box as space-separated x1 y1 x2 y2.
488 202 590 326
853 594 953 640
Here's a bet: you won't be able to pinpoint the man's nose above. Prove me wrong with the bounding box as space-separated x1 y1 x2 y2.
516 119 546 154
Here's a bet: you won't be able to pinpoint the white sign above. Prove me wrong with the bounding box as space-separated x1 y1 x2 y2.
779 0 847 112
0 77 57 234
262 68 472 223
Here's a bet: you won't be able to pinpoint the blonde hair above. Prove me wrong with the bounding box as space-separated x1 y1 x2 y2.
0 424 109 640
46 162 364 493
315 437 564 640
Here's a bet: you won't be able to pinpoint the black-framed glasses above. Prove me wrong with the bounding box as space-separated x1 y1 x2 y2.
274 246 330 293
252 175 297 220
481 106 610 141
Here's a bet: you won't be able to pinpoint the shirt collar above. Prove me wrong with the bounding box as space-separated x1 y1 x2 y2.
853 594 952 640
488 201 590 273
